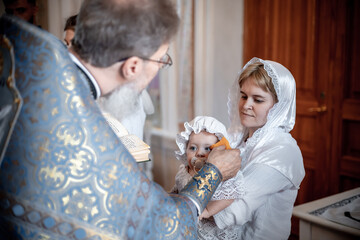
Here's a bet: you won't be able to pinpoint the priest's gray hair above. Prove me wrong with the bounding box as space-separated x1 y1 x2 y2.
72 0 179 67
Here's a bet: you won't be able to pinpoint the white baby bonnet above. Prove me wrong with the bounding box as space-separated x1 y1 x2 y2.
175 116 228 166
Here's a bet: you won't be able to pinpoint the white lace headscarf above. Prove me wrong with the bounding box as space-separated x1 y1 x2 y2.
227 57 304 188
175 116 228 166
228 57 296 144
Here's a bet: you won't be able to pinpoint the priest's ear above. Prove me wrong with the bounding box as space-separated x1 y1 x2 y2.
119 57 144 81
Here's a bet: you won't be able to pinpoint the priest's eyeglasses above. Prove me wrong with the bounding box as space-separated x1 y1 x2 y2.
142 53 173 69
119 53 173 69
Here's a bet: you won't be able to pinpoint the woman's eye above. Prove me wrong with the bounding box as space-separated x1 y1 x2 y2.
241 95 247 99
205 147 211 152
255 99 264 103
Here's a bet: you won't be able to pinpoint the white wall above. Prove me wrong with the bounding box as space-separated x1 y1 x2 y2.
46 0 83 39
194 0 243 127
211 0 243 126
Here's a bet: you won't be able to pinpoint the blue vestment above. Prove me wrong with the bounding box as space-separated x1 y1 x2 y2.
0 15 222 239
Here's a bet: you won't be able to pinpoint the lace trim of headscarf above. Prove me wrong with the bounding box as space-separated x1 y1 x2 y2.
227 57 294 148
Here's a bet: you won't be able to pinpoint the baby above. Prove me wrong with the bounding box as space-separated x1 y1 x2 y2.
171 116 230 193
171 116 244 219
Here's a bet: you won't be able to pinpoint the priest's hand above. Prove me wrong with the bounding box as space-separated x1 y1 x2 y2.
207 145 241 181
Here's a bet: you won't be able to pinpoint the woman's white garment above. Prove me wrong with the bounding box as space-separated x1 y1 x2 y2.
172 116 245 200
198 58 305 240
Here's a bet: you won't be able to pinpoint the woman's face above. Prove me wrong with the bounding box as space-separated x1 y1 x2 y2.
186 131 218 169
238 77 275 137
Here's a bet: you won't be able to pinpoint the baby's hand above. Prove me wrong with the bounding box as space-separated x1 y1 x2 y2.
188 166 197 177
199 208 211 220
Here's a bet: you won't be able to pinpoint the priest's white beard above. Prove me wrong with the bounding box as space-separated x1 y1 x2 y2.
97 83 142 122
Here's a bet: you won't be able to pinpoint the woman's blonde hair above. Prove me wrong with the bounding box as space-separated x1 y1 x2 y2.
238 62 278 103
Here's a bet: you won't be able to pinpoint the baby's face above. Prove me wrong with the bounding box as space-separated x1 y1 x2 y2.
186 131 218 171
